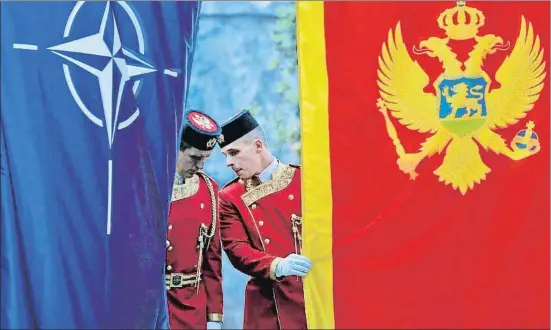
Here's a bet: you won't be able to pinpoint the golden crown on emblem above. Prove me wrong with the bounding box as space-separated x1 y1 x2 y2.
437 0 485 40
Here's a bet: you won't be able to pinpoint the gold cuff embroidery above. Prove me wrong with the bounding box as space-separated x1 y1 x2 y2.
241 165 296 206
207 313 223 322
172 175 199 201
270 257 283 281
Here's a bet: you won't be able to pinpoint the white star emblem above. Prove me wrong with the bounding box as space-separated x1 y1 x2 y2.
12 1 183 235
48 2 157 147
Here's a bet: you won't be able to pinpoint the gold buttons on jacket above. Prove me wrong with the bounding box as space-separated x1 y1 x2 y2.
258 220 264 227
288 194 294 200
168 246 173 252
166 240 170 248
200 203 204 209
168 225 173 231
251 204 257 210
167 265 173 271
264 238 270 245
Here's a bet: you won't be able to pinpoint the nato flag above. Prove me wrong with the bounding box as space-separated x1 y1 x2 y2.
1 1 200 328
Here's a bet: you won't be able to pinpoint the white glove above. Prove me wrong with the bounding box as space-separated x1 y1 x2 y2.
207 322 222 330
275 253 312 277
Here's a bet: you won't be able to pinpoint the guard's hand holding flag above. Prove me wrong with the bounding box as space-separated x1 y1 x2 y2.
275 254 312 278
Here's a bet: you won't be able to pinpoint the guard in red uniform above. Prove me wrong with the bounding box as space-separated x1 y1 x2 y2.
166 110 224 330
217 110 313 329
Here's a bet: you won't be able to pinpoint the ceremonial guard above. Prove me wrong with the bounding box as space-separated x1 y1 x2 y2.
166 110 224 330
218 110 313 329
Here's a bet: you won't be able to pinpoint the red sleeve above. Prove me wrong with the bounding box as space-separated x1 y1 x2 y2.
202 180 223 322
219 193 281 280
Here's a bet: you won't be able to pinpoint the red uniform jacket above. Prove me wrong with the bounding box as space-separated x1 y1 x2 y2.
166 171 223 329
219 163 306 329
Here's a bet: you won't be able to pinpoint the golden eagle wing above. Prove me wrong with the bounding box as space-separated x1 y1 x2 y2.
487 16 546 130
377 22 439 134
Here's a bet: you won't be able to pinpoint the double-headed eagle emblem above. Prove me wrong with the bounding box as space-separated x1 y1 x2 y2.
191 112 215 131
377 0 546 194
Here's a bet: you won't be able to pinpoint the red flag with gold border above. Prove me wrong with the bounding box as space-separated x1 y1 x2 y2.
298 1 550 328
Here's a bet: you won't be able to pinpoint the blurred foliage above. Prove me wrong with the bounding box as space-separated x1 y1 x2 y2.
251 3 300 159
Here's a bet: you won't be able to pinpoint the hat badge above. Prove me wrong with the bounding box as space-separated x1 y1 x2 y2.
191 113 215 131
206 138 217 149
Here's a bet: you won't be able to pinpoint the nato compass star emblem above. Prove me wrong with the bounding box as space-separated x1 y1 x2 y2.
12 1 181 235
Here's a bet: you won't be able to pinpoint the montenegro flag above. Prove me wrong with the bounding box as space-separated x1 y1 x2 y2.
298 1 549 329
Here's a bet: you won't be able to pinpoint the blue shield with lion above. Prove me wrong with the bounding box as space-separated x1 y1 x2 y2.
436 75 489 137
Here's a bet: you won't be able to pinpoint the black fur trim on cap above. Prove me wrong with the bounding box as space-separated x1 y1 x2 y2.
218 110 259 148
181 110 221 151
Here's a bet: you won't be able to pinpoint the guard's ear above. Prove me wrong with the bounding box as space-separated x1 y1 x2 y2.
254 139 263 152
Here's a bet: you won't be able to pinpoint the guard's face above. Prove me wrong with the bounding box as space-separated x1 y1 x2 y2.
177 147 212 178
221 139 262 180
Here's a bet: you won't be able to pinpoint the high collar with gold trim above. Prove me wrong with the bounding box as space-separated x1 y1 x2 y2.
241 162 296 206
243 161 287 191
172 174 200 202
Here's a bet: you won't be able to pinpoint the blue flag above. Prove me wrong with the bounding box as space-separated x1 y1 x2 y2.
1 1 200 328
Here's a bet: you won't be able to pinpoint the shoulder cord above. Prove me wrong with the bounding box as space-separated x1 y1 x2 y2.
194 172 217 293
